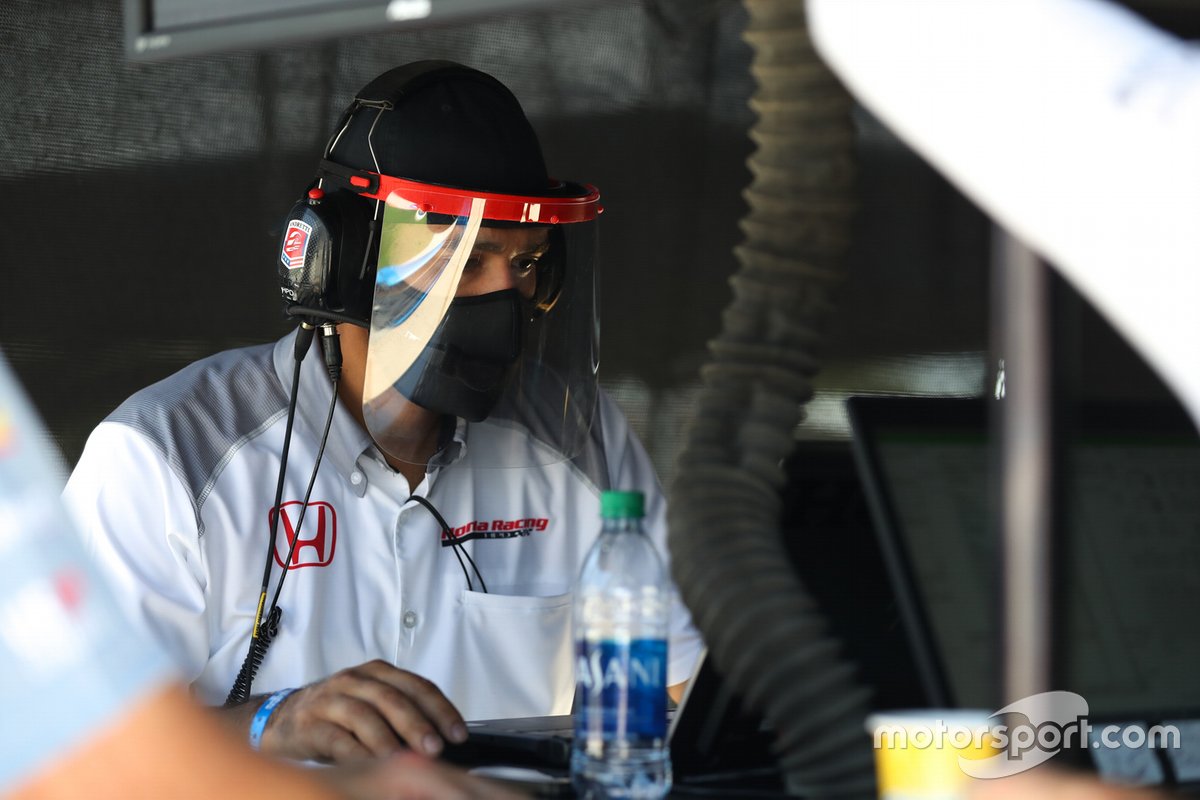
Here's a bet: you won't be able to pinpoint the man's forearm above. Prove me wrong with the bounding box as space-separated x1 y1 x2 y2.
213 694 271 746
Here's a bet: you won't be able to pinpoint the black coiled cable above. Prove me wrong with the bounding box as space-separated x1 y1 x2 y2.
225 323 342 706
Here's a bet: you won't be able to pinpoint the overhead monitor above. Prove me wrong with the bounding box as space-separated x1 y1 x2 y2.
125 0 591 60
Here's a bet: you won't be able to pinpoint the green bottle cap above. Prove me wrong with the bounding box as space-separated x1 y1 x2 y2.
600 490 645 519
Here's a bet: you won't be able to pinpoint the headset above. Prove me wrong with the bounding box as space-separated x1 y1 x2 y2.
277 185 376 325
275 93 391 328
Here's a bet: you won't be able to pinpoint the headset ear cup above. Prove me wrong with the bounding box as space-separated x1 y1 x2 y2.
276 188 376 325
532 226 566 315
278 192 337 313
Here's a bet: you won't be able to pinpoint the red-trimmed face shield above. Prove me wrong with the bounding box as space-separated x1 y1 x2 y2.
350 170 601 469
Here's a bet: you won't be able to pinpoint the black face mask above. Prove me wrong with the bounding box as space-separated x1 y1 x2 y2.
392 289 523 421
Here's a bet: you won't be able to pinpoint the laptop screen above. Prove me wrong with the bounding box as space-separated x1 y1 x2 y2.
847 395 1200 719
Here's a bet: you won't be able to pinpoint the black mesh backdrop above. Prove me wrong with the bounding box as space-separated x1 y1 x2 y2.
0 0 762 468
1 0 1172 479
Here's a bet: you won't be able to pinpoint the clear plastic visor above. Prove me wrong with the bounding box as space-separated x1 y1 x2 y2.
362 189 599 469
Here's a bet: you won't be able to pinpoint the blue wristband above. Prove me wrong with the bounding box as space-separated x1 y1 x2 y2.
249 688 297 750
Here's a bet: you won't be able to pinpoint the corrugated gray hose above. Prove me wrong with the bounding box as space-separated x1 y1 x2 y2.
666 1 875 796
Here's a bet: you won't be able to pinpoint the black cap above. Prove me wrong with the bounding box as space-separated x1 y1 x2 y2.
328 60 552 196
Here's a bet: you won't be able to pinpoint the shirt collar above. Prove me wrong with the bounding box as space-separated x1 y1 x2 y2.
431 416 467 468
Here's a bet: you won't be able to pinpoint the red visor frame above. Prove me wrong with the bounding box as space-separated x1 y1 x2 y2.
344 168 602 225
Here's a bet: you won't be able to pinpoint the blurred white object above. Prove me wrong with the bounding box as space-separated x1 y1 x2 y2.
808 0 1200 429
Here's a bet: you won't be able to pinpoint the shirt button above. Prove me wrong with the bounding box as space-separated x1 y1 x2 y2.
403 610 418 628
350 472 363 485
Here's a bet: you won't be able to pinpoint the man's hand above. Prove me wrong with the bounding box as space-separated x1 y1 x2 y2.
252 660 468 763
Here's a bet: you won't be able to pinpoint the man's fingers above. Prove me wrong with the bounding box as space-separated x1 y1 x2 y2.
359 660 468 744
259 662 468 763
338 681 446 756
317 694 408 759
307 719 374 764
267 682 406 761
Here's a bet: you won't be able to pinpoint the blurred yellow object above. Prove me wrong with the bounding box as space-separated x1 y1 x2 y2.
869 710 996 799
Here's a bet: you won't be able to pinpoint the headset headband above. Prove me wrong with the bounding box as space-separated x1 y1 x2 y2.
316 160 601 225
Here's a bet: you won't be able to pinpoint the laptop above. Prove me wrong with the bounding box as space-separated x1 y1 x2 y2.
845 394 1200 788
442 649 778 794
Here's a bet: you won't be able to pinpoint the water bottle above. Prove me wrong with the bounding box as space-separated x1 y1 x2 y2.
572 490 672 799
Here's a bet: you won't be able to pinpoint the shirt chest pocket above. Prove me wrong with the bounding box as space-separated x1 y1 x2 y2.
449 589 574 720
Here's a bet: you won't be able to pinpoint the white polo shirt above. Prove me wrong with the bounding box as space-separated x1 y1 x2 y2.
63 330 702 720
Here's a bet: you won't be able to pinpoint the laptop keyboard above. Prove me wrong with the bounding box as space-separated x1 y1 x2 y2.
441 729 573 770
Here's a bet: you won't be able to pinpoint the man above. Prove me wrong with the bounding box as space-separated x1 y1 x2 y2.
0 353 521 799
64 60 702 765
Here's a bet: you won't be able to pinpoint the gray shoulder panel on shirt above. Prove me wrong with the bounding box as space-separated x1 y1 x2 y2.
104 342 288 537
569 399 611 494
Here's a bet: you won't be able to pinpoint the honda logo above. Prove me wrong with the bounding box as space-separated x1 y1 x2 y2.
271 501 337 569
